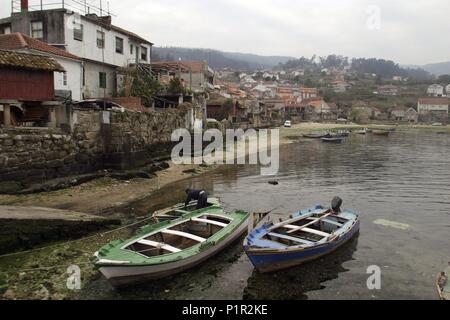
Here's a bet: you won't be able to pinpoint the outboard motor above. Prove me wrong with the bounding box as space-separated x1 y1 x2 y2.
331 196 343 212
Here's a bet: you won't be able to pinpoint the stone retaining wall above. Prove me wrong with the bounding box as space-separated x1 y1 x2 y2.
0 107 187 193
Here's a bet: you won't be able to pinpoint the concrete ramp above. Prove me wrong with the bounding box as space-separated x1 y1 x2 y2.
0 206 120 255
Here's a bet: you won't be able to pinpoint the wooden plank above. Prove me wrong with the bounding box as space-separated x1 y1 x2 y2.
137 239 182 253
270 210 325 231
192 217 227 228
321 218 343 227
162 229 206 243
302 228 331 237
268 232 315 245
286 212 334 235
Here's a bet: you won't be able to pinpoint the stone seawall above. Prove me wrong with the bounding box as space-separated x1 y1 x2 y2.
0 107 187 193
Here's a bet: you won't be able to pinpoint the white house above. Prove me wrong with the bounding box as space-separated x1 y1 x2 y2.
418 98 449 114
427 84 444 97
445 84 450 96
0 3 153 99
0 32 83 101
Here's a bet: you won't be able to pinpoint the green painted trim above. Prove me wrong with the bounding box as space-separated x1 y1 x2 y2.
94 208 248 267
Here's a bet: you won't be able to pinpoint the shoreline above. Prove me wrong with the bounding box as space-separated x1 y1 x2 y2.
0 122 448 300
1 121 448 216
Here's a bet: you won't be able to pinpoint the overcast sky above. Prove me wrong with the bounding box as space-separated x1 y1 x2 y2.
1 0 449 65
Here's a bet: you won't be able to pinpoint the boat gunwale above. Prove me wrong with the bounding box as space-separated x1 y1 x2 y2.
245 209 359 253
246 218 360 255
96 210 249 267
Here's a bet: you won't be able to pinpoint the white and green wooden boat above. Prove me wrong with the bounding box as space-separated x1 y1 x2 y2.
93 207 249 287
152 197 221 222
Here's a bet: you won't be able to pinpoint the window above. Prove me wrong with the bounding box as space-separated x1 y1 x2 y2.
130 44 133 54
115 37 124 54
99 72 107 89
97 30 105 48
82 66 85 86
0 25 11 35
141 46 147 61
31 21 43 39
73 23 83 41
63 72 67 86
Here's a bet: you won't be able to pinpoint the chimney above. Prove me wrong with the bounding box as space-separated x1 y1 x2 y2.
21 0 29 12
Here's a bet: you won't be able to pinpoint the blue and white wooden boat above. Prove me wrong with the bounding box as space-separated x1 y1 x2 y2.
243 205 360 273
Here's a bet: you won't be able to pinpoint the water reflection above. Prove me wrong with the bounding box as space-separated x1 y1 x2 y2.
243 234 359 300
91 131 449 299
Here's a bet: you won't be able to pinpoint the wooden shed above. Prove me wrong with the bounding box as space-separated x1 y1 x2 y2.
0 49 64 102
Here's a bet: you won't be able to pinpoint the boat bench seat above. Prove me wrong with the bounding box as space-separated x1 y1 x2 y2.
268 232 315 245
284 225 331 238
162 229 206 243
306 218 343 227
192 217 227 228
137 239 181 253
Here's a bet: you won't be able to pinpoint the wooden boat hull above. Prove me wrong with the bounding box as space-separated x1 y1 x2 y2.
303 133 326 139
321 137 344 143
245 220 359 273
436 267 450 300
372 130 390 136
97 218 248 287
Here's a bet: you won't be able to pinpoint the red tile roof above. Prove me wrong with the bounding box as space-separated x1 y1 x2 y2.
0 33 81 61
418 98 449 105
0 49 65 72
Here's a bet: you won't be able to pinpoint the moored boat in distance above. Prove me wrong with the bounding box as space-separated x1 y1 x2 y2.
303 132 327 139
321 134 345 143
354 128 369 135
372 129 390 136
436 263 450 300
244 203 360 273
93 208 249 287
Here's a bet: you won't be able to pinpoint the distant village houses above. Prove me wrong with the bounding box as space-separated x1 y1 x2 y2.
427 84 444 97
378 85 399 96
417 98 449 123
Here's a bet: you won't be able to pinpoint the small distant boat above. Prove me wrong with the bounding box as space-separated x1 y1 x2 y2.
372 129 390 136
153 198 221 222
436 264 450 300
321 134 344 143
336 130 350 137
303 132 327 139
354 128 369 135
244 204 360 273
94 208 249 286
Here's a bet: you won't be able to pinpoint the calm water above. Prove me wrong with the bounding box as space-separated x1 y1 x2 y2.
83 131 450 300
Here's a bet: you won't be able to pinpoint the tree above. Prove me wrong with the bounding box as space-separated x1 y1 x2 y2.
167 77 186 95
437 74 450 84
218 99 235 120
129 69 163 106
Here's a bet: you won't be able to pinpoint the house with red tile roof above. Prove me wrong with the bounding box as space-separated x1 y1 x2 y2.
417 98 449 123
0 33 83 101
0 2 153 99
